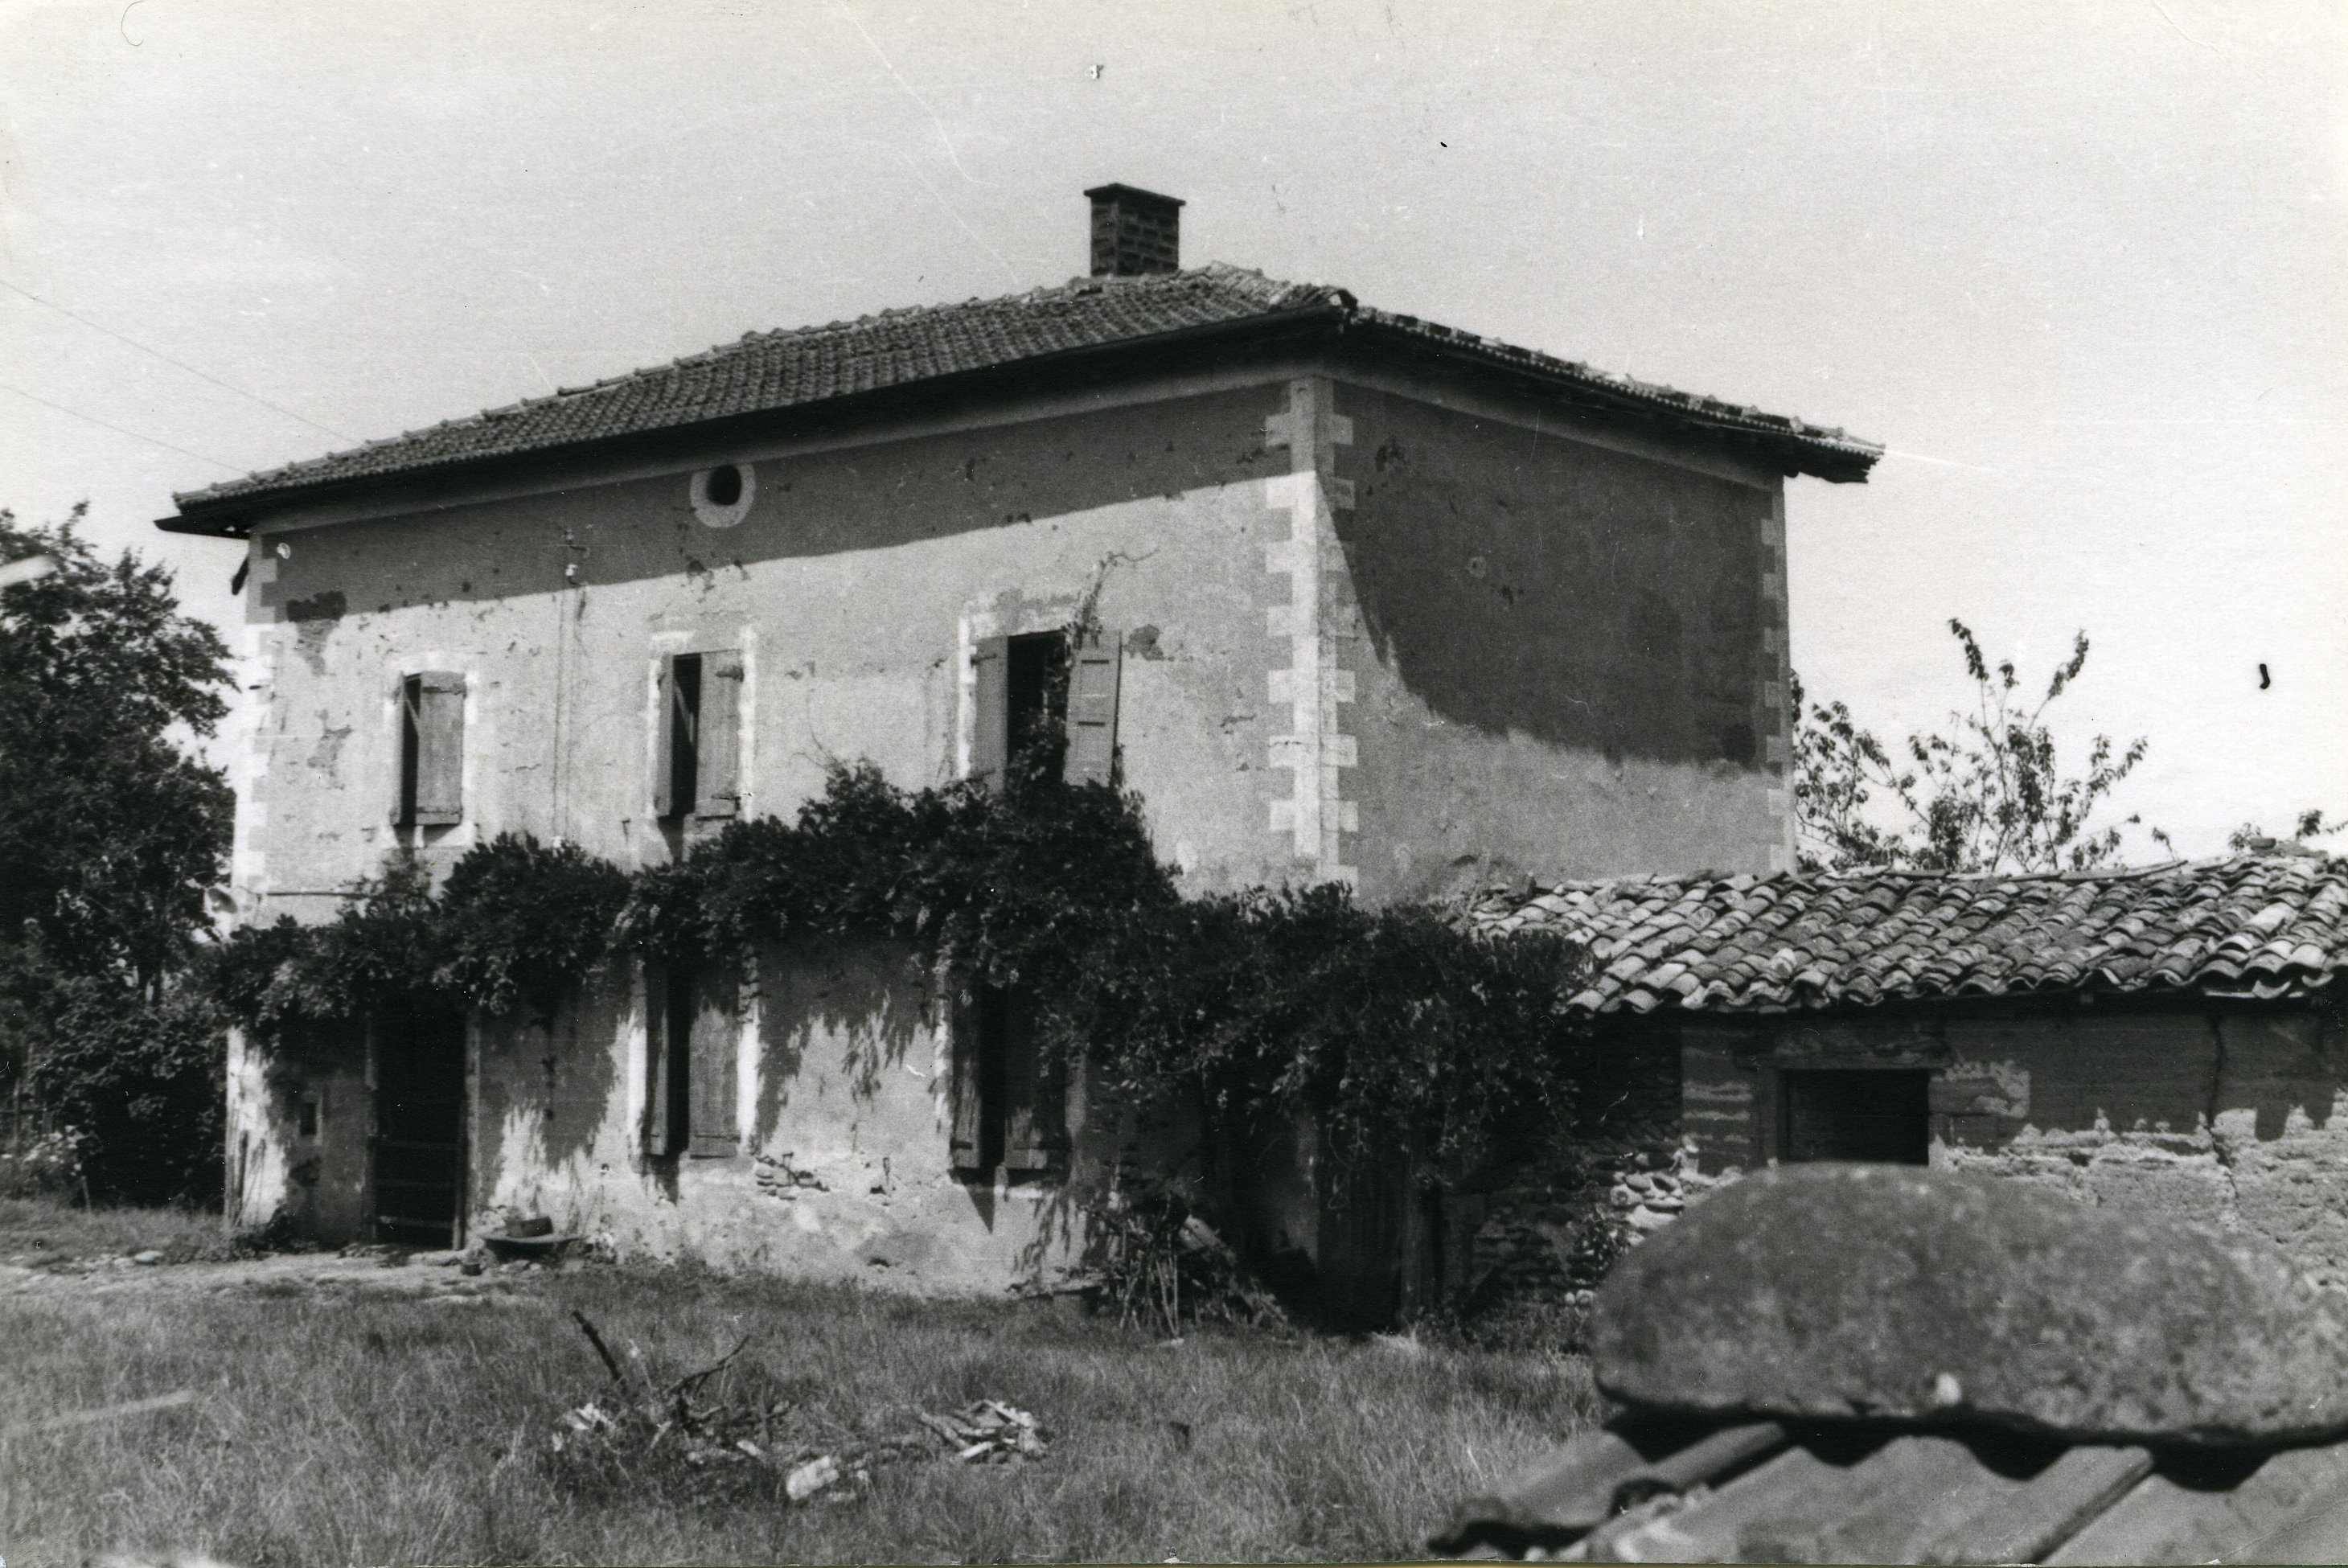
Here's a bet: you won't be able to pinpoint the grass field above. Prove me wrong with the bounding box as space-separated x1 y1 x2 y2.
0 1193 246 1262
0 1209 1599 1566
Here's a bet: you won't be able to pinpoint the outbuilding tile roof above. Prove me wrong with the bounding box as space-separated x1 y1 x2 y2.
1432 1410 2348 1563
1466 853 2348 1015
167 263 1878 522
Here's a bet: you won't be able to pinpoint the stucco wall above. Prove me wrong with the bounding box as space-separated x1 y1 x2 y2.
232 384 1312 905
230 368 1796 914
1678 1003 2348 1287
459 940 1195 1288
1332 382 1791 901
225 1020 371 1244
220 363 1811 1277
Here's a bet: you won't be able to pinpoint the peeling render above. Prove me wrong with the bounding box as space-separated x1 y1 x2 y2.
1681 1004 2348 1289
221 365 1796 1287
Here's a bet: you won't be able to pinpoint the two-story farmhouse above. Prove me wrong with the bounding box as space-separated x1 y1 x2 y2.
160 187 1878 1288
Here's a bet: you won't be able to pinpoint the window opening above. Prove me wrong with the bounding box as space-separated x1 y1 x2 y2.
951 984 1065 1176
645 958 738 1159
689 462 756 527
396 671 465 827
656 651 742 819
969 627 1121 792
1006 633 1070 786
1781 1069 1930 1164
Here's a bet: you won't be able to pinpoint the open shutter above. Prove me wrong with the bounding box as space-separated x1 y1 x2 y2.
949 987 988 1172
1063 630 1121 787
686 965 739 1156
695 653 742 818
644 963 688 1158
1001 988 1065 1172
396 675 422 824
413 671 466 825
971 636 1008 794
655 655 694 819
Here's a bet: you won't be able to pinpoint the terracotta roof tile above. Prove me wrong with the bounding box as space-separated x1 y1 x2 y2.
1466 854 2348 1015
166 263 1879 523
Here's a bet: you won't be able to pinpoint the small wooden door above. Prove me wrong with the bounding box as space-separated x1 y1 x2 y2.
372 1002 467 1246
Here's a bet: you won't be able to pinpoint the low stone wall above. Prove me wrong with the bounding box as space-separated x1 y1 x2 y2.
1679 1000 2348 1291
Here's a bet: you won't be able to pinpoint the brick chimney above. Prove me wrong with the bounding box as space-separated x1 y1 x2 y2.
1085 183 1184 277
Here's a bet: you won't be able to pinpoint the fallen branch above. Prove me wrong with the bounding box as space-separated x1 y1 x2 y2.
663 1333 752 1401
571 1310 630 1390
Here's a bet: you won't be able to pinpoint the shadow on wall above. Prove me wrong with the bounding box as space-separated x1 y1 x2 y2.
466 977 626 1189
1009 1079 1214 1299
753 940 932 1134
1339 392 1770 769
540 979 625 1167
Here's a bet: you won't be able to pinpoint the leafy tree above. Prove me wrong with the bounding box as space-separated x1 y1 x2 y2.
1793 619 2155 874
1 506 233 1202
2227 810 2342 853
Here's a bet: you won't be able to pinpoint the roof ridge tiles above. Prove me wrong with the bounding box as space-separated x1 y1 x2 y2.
168 259 1877 517
1468 853 2347 1016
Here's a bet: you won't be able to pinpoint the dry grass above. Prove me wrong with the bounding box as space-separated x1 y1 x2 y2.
0 1195 244 1263
1 1246 1599 1566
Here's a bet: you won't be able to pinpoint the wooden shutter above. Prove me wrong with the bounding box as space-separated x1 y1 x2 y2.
396 675 422 824
686 964 739 1157
970 635 1009 794
655 654 697 819
1063 630 1122 787
644 962 688 1158
949 987 989 1172
695 653 742 818
412 671 466 825
1001 989 1065 1172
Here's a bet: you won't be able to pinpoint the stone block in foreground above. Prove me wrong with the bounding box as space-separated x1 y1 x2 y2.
1591 1162 2348 1446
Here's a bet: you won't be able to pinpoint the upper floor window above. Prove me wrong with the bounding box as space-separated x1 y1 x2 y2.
395 671 466 827
656 651 743 820
970 626 1122 792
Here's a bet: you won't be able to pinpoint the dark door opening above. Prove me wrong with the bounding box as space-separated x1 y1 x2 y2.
1782 1069 1930 1165
373 1002 467 1246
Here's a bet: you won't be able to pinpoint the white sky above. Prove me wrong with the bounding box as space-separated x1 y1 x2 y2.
2 0 2341 859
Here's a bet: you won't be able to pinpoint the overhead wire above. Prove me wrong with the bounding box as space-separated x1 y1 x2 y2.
0 276 353 442
0 379 246 472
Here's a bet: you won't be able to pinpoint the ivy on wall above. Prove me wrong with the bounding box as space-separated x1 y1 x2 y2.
206 765 1591 1176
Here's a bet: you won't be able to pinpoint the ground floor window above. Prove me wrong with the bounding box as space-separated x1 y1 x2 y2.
1780 1068 1930 1164
645 959 739 1159
950 985 1066 1176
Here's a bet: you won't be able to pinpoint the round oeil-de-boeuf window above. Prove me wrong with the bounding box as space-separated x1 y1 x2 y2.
691 462 755 527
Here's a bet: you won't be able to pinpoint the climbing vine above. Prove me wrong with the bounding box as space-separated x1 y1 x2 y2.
205 763 1591 1174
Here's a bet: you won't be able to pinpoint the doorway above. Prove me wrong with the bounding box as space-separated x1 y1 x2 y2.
372 1001 468 1246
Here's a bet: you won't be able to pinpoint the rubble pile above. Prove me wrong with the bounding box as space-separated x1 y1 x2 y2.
548 1311 1049 1504
914 1399 1050 1463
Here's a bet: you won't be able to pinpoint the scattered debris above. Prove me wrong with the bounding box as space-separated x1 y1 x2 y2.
548 1311 1046 1505
914 1399 1049 1463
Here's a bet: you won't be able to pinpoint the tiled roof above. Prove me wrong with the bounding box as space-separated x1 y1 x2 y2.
1432 1410 2348 1563
166 263 1878 521
1466 853 2348 1015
